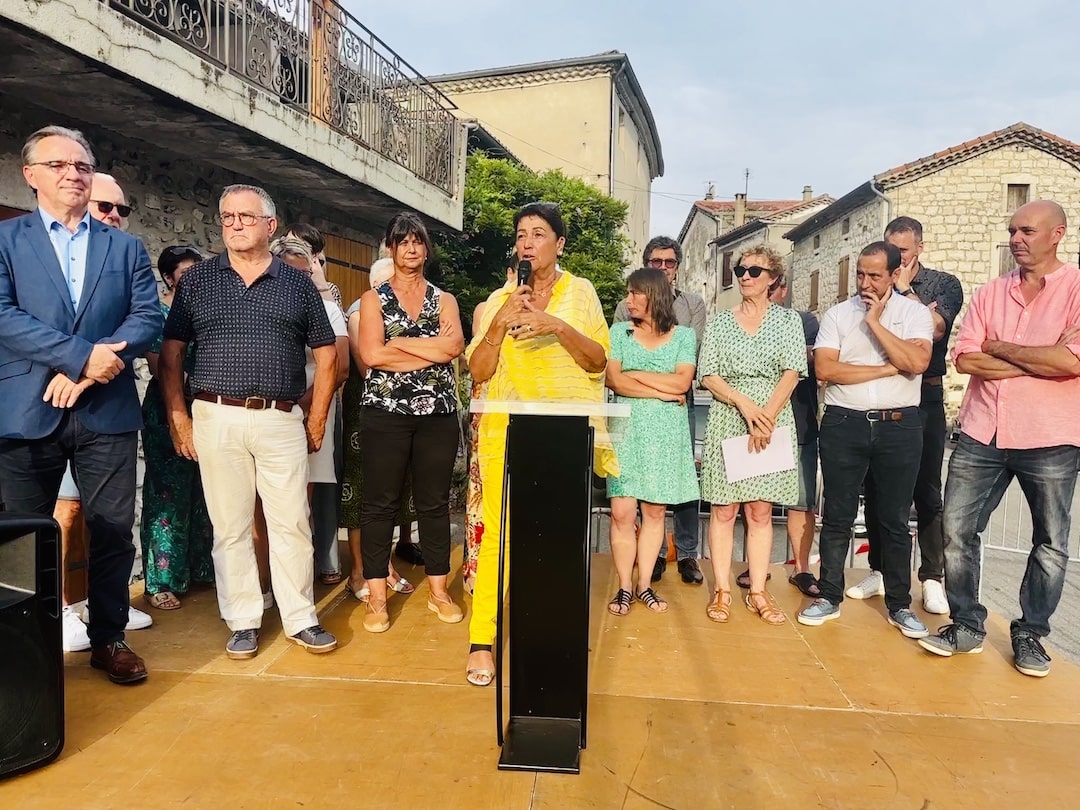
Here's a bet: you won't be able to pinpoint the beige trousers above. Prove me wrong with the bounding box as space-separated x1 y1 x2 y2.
192 399 317 636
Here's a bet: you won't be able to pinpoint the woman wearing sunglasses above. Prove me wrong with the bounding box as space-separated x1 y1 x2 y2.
698 245 807 625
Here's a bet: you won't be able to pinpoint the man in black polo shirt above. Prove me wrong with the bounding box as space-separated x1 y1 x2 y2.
849 217 963 616
160 184 339 659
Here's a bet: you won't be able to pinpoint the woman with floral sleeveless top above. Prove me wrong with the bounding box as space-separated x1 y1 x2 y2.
356 212 465 633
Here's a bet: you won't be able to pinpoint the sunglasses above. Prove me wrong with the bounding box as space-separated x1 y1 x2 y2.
734 265 769 278
647 258 679 270
92 200 132 218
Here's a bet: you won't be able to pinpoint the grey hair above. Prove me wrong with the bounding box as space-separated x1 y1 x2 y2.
22 125 96 166
369 256 394 287
220 184 276 218
269 235 313 267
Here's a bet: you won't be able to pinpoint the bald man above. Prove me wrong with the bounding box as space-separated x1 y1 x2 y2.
90 173 130 230
920 200 1080 678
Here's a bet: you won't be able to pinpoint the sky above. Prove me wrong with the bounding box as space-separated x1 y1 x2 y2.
347 0 1080 237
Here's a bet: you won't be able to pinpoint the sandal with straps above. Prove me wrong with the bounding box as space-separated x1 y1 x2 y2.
706 589 732 623
745 590 786 625
607 588 633 616
636 587 668 613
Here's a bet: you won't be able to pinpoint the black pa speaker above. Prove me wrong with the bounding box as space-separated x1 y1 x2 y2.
0 513 64 779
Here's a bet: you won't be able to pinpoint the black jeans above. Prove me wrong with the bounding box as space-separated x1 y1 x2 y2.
0 411 138 646
359 407 458 580
863 384 946 581
818 406 923 611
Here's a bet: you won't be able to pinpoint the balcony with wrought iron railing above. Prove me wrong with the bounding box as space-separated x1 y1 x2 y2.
102 0 459 195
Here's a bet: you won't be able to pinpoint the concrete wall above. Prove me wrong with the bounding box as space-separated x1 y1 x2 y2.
0 96 379 278
612 95 652 257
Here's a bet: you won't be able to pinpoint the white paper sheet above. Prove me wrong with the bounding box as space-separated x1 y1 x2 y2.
720 426 796 483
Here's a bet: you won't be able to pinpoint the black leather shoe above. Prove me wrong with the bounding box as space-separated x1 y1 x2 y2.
651 557 666 583
394 541 425 567
677 558 704 585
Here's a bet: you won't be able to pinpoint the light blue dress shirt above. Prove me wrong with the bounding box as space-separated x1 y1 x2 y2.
38 208 91 311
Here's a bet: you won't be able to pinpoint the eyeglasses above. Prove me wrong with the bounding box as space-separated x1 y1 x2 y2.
92 200 132 218
734 265 769 279
647 258 679 270
220 212 273 227
28 160 95 176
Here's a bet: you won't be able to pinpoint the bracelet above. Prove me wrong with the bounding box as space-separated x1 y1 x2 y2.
894 285 913 296
483 334 499 347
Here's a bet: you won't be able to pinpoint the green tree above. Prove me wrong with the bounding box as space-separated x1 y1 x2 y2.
434 153 630 333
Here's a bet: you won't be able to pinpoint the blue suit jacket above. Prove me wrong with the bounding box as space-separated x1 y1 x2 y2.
0 211 161 439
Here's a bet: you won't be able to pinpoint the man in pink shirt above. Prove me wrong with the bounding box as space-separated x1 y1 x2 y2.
919 200 1080 678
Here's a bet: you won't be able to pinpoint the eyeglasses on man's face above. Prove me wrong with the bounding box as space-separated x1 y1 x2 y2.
647 258 679 270
92 200 131 218
219 211 273 227
28 160 96 176
734 265 769 279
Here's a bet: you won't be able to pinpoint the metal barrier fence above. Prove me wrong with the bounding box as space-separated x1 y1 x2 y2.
104 0 459 194
984 476 1080 563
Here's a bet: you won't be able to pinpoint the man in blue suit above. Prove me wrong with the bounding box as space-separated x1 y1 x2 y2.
0 125 161 684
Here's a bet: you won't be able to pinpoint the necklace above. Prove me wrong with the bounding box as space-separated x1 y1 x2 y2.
532 272 558 298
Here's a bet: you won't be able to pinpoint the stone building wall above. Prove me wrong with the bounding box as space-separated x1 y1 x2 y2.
0 96 381 277
789 145 1080 413
677 209 719 310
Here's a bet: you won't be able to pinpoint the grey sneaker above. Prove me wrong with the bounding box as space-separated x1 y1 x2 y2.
917 624 984 657
290 624 337 654
225 628 259 660
888 608 929 639
1012 633 1051 678
797 598 841 626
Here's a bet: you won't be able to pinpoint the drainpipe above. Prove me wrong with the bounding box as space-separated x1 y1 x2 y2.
870 181 892 233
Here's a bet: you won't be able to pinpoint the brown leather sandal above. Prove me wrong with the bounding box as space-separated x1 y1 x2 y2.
745 590 786 625
706 589 732 623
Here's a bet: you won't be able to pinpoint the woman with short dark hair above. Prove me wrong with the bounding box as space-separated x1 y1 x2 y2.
464 201 617 685
356 212 465 633
605 267 699 615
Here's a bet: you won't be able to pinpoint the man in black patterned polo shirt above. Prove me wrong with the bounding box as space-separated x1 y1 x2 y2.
849 216 964 615
160 184 339 659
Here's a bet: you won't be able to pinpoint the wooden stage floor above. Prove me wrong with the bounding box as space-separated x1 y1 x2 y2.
5 554 1080 809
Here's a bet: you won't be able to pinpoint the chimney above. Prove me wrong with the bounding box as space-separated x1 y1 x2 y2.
704 182 715 201
734 192 746 227
802 185 813 202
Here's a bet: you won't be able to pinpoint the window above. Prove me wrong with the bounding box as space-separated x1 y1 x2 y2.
813 235 821 250
837 256 850 302
721 251 734 289
841 218 851 235
999 244 1015 276
1007 184 1030 211
809 269 820 312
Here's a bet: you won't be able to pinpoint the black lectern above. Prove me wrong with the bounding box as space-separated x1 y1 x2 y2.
473 400 628 774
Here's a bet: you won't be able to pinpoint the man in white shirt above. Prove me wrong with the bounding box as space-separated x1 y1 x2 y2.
797 242 933 638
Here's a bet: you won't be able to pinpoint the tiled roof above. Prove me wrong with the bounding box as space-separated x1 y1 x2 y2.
693 199 805 215
710 195 836 248
876 121 1080 186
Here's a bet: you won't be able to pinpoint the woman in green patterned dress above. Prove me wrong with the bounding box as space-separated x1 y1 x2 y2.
605 267 699 615
140 246 214 609
698 246 807 626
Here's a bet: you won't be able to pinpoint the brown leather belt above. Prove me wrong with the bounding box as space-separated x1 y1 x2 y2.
922 376 943 386
193 392 296 413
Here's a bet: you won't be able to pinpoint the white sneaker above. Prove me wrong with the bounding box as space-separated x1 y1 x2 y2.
845 570 885 600
62 606 91 652
126 606 153 630
921 579 950 615
262 590 275 611
80 604 154 630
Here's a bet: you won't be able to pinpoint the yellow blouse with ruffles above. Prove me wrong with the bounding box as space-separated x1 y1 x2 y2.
465 271 618 476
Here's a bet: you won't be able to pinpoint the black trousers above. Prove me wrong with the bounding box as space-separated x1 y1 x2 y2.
358 407 458 580
0 411 138 647
818 406 922 611
863 384 946 581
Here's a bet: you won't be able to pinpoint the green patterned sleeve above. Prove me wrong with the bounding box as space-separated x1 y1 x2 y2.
676 325 697 367
780 310 808 378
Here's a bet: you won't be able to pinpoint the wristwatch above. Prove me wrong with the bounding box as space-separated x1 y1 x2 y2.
894 285 913 296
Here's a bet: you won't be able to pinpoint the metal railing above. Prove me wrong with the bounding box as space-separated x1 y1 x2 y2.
984 476 1080 563
104 0 459 194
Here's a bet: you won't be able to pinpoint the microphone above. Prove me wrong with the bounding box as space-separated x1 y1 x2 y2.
517 260 532 288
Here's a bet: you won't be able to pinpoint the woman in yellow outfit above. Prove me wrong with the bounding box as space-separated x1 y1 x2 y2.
464 202 618 686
